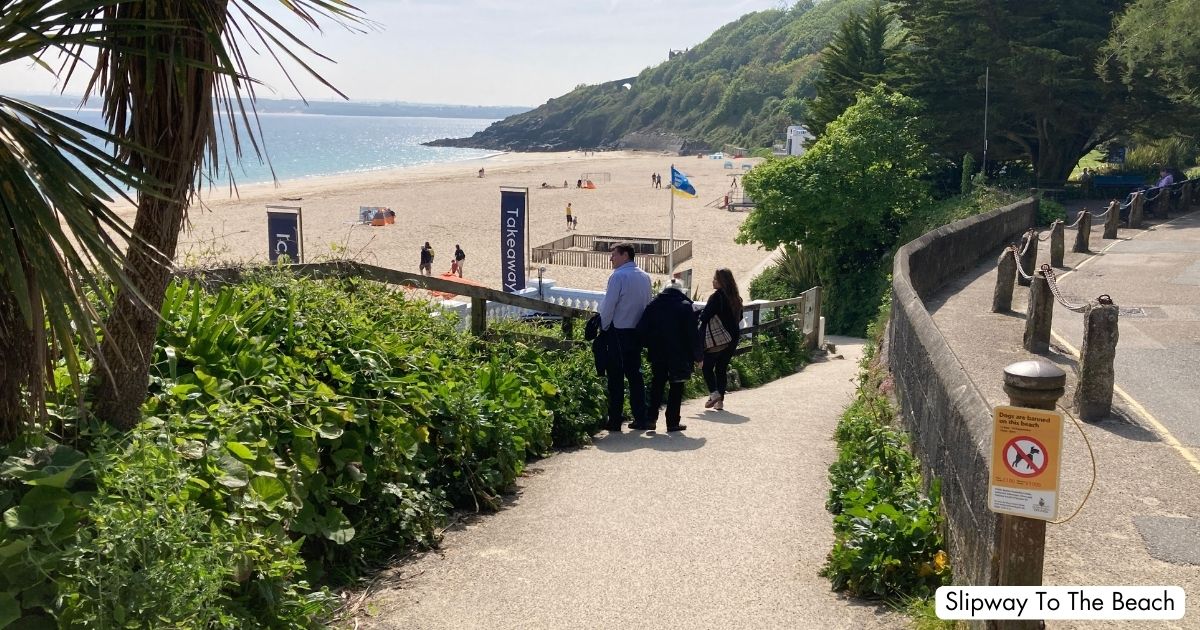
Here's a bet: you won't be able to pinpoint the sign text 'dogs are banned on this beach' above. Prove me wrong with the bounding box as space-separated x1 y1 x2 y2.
990 406 1064 520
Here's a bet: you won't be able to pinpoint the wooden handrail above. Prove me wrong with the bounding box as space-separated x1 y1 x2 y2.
178 260 595 319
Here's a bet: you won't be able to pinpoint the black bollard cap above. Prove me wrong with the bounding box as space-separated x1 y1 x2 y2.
1004 359 1066 390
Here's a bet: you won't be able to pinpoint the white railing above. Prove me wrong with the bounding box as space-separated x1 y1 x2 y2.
440 279 605 330
439 278 761 332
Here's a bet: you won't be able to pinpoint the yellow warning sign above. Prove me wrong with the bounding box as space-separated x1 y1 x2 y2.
989 406 1064 521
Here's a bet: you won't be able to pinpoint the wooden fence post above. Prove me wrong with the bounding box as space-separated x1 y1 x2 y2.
471 296 487 336
997 359 1063 630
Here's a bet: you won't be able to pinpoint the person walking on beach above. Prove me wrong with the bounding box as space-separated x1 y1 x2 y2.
636 282 701 431
565 202 574 229
419 242 434 276
453 244 466 278
598 243 652 432
699 268 743 411
651 173 657 188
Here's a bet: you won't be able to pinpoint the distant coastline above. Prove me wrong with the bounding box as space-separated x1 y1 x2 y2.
14 93 530 121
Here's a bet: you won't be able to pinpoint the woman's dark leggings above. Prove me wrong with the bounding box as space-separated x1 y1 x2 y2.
702 346 734 395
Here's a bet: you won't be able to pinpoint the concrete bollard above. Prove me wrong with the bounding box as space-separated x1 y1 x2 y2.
1023 270 1053 353
1074 297 1119 421
1129 192 1145 228
1103 200 1119 239
1072 210 1092 253
1184 182 1193 210
1017 229 1037 287
1160 188 1172 219
1050 220 1065 268
998 359 1063 598
993 247 1017 312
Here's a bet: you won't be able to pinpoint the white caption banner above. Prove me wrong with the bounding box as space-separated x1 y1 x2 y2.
936 586 1186 620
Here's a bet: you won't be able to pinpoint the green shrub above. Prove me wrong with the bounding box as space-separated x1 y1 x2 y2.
2 271 608 626
821 294 949 599
1037 199 1066 226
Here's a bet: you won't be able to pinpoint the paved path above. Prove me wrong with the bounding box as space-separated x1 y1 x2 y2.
927 209 1200 629
362 336 901 629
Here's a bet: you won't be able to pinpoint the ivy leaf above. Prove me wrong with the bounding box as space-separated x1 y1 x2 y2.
216 453 249 489
4 487 69 530
0 592 19 629
317 507 355 544
250 476 288 508
226 442 256 461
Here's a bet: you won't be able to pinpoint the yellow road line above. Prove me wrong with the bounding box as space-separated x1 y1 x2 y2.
1050 330 1200 474
1050 213 1200 474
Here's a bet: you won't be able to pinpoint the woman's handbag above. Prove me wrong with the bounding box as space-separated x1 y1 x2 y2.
704 316 733 353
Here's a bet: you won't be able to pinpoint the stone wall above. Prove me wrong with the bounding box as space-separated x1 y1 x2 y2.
888 198 1037 589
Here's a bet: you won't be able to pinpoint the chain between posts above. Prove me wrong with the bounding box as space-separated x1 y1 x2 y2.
1010 246 1034 281
1018 232 1035 256
1040 264 1089 312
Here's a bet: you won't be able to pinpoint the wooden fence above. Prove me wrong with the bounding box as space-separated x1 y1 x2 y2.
178 260 593 341
530 234 693 274
735 288 823 354
180 261 822 354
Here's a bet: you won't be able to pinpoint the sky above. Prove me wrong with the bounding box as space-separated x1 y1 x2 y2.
0 0 787 107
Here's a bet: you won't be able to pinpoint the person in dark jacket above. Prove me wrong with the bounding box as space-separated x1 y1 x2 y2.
635 282 702 431
699 268 743 411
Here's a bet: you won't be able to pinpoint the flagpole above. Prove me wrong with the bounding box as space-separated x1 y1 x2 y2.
668 164 675 280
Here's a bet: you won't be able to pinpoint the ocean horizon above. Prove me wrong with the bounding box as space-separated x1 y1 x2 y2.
56 108 500 187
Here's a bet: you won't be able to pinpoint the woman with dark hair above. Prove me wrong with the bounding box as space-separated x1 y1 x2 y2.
699 268 743 411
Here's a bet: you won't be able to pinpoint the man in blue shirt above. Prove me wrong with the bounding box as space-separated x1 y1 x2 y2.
598 243 653 432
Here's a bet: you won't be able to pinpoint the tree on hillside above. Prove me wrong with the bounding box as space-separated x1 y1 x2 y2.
805 1 896 137
0 1 363 441
738 87 930 334
889 0 1153 186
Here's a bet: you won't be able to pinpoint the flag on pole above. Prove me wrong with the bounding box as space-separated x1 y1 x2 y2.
670 166 696 198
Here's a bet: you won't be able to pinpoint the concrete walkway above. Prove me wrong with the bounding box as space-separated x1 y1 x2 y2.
362 336 901 629
927 208 1200 629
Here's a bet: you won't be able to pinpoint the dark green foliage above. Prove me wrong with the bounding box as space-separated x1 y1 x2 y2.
1 272 607 626
888 0 1149 186
805 1 896 137
1103 0 1200 114
822 295 950 599
739 87 930 335
1038 199 1067 226
960 153 976 196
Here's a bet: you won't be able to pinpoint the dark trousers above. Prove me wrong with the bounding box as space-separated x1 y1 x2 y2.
647 363 684 427
703 346 735 396
606 328 646 424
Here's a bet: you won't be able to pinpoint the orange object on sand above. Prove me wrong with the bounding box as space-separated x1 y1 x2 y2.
583 180 596 189
385 216 395 225
371 218 386 226
402 273 489 300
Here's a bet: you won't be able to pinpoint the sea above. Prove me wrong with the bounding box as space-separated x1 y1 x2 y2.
58 108 499 186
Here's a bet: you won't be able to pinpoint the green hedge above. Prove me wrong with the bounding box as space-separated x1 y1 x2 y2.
1 272 606 628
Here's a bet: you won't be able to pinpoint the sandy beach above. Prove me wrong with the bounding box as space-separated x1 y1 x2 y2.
139 151 771 293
